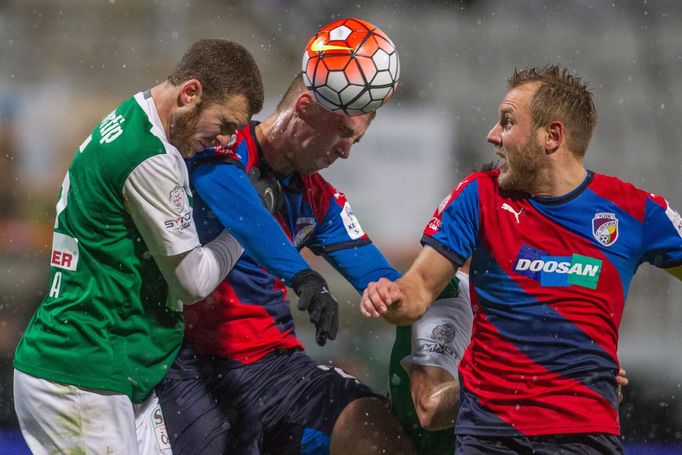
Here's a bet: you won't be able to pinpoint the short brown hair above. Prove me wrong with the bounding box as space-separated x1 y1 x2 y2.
169 39 264 116
508 65 597 157
276 73 307 112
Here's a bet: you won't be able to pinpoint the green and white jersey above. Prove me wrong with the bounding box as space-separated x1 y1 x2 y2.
388 272 472 455
14 91 200 403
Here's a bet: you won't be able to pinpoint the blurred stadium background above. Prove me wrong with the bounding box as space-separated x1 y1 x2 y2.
1 0 681 452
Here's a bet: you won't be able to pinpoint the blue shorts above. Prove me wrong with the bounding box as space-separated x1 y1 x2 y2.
455 433 624 454
156 344 378 455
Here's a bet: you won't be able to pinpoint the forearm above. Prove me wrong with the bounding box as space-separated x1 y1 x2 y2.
323 242 401 293
382 274 434 325
159 230 243 305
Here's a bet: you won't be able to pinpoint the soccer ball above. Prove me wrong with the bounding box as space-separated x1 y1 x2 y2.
302 18 400 116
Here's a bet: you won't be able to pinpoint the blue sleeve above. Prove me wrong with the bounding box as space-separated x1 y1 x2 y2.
641 195 682 271
319 243 401 294
420 177 480 268
302 190 400 292
191 161 309 285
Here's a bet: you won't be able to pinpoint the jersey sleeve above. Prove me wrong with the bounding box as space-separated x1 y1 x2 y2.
191 160 310 285
306 185 371 252
303 180 400 291
640 194 682 276
322 243 401 293
401 271 473 379
123 153 200 257
420 175 481 267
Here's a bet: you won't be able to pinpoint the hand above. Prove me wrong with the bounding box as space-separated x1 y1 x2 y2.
292 269 339 346
616 367 628 403
360 278 403 318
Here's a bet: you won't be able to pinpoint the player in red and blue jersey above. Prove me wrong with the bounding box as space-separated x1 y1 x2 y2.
155 74 414 455
361 65 682 454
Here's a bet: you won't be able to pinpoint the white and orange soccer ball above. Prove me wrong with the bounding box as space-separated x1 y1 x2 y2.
302 18 400 116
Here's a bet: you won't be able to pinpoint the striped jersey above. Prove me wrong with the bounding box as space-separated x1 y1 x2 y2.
422 169 682 436
181 122 398 364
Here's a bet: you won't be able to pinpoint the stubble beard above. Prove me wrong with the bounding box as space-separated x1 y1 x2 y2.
497 137 545 193
169 104 203 158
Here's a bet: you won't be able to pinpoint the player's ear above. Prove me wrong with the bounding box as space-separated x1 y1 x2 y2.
178 79 203 107
545 120 564 154
294 92 318 120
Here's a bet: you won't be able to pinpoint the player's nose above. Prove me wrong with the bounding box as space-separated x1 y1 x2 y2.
487 124 501 145
335 140 352 159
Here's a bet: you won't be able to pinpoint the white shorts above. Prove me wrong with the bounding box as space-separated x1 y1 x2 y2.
135 389 172 454
14 369 171 454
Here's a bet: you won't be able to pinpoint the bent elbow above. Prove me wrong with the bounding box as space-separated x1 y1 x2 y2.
172 276 211 306
415 396 438 430
415 393 459 431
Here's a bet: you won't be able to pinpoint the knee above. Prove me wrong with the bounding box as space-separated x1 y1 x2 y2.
331 397 415 455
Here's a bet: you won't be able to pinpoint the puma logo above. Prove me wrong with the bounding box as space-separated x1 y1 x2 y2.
501 203 523 223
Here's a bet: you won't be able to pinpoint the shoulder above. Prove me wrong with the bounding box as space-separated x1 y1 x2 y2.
589 172 656 222
301 172 336 194
301 172 342 207
446 169 498 201
76 95 176 187
432 170 496 217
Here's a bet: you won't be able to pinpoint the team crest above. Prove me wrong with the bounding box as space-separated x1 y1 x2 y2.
431 322 456 344
169 186 187 213
592 212 619 246
293 217 316 247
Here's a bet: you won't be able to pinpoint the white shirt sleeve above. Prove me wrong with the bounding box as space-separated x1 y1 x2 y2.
156 230 244 308
123 153 200 257
123 153 243 307
401 271 473 379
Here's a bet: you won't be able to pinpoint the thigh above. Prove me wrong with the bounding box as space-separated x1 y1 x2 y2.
14 369 138 455
258 353 378 455
155 375 231 455
330 396 417 455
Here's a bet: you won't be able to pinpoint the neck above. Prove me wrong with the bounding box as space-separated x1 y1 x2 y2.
150 81 177 139
529 159 587 198
255 110 295 175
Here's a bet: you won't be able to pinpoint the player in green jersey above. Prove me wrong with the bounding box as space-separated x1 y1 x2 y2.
389 262 472 455
13 39 264 454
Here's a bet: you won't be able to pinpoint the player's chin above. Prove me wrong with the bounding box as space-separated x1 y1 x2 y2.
304 161 331 174
497 168 515 190
498 159 509 173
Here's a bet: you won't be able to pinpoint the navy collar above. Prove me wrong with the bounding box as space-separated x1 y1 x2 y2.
530 170 594 206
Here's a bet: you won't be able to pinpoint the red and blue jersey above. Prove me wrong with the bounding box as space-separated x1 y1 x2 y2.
183 122 399 364
422 169 682 437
